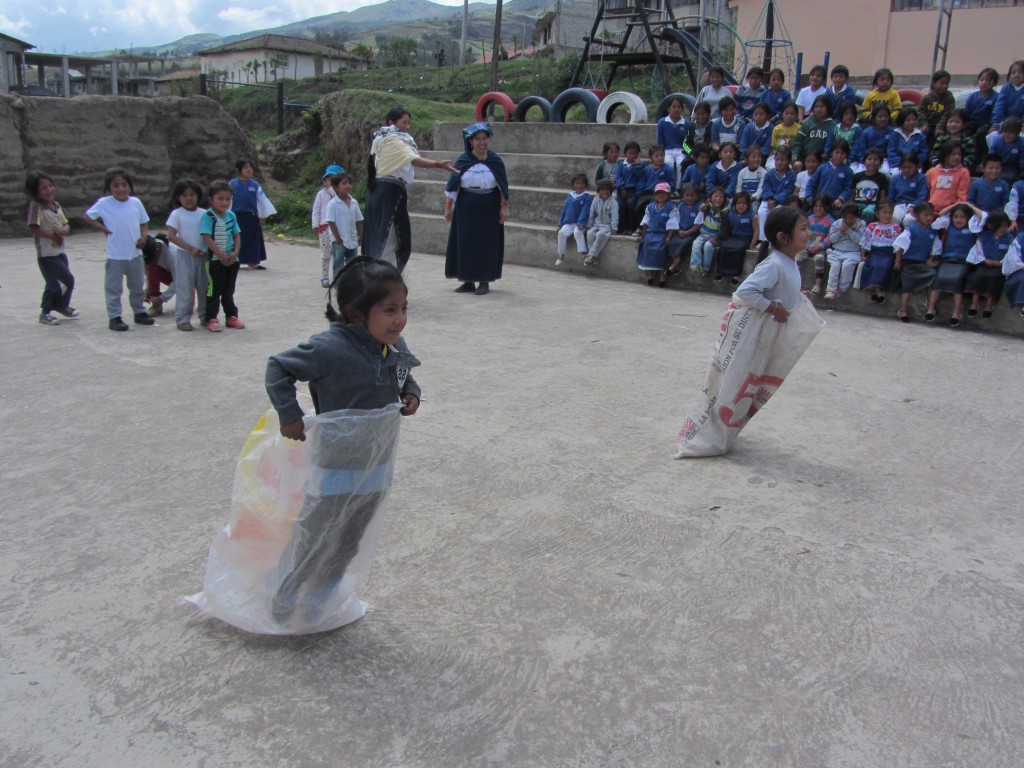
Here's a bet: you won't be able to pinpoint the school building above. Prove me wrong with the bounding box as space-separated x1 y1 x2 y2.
199 34 367 86
730 0 1024 80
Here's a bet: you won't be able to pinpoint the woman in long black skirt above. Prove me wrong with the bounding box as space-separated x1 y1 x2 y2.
443 123 510 296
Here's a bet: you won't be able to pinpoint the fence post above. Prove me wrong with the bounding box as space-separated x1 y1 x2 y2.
277 82 284 135
200 73 207 96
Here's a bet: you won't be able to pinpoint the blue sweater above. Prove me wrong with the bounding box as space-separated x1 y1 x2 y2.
968 177 1011 212
706 161 741 200
900 221 939 263
615 161 647 191
806 161 853 202
963 89 999 127
887 129 929 170
639 164 674 193
889 171 928 205
735 85 768 119
657 116 689 153
677 200 701 231
711 116 747 147
760 169 797 204
558 192 592 227
853 125 895 163
827 84 859 120
988 134 1024 172
764 88 793 119
740 121 773 160
681 164 709 197
992 82 1024 127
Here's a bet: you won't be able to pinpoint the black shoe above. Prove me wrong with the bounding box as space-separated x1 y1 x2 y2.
967 308 978 317
54 306 79 318
474 282 490 295
109 316 129 331
134 313 156 325
949 316 961 327
982 310 992 319
454 281 475 293
925 310 936 322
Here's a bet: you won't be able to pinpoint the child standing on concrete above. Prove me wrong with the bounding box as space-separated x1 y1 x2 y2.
200 180 243 333
166 177 208 331
26 171 77 326
312 164 343 287
584 179 619 267
84 167 153 332
325 173 364 277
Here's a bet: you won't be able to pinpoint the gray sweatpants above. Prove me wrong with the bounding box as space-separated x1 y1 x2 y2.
105 256 145 319
174 248 208 324
587 226 613 258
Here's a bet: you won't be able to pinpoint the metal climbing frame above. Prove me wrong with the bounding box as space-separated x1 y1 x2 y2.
931 0 954 74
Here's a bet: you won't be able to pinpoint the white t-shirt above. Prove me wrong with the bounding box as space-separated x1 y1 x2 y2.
325 196 363 249
165 207 207 254
796 85 828 115
86 195 149 260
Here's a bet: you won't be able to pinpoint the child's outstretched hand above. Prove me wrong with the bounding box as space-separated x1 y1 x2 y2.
280 419 306 441
400 393 420 416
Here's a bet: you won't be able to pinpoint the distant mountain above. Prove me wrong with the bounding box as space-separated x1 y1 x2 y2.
127 0 552 55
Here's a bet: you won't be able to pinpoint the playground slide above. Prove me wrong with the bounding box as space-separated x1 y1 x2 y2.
659 27 739 86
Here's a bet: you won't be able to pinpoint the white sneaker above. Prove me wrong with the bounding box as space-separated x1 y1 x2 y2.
555 255 564 266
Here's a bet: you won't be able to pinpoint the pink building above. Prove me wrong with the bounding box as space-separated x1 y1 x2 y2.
730 0 1024 80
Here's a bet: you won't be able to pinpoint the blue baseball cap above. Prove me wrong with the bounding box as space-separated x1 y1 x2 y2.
322 164 345 179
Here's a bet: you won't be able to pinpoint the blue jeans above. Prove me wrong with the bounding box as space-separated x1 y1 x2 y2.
331 243 358 277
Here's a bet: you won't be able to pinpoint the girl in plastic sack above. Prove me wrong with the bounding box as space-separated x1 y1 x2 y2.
264 257 421 627
676 206 824 458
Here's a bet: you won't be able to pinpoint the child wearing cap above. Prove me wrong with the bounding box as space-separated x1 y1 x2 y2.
635 181 678 286
312 164 344 287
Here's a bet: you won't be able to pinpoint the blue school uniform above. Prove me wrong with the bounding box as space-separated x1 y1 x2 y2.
900 221 939 263
716 208 757 277
657 116 689 153
966 229 1014 298
1004 232 1024 307
760 169 797 204
988 134 1024 174
638 201 677 270
887 129 929 170
992 82 1024 126
739 121 773 160
889 171 928 206
933 215 984 293
735 85 767 119
963 89 998 128
670 200 702 260
968 177 1011 213
706 161 741 200
615 161 647 191
764 88 793 119
676 201 701 231
680 164 709 198
639 163 674 194
828 84 859 120
710 116 747 148
806 160 853 202
853 125 895 164
976 230 1014 262
558 192 592 228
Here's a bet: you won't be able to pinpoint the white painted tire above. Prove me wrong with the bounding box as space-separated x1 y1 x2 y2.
596 91 648 124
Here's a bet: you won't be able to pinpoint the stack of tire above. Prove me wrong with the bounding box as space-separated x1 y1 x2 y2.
475 89 690 125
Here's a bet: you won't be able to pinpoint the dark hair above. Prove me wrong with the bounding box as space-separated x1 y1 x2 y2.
986 210 1010 231
693 101 711 116
758 205 807 260
709 66 726 78
784 193 802 206
648 144 664 159
901 150 923 168
103 166 134 194
781 101 798 117
141 235 161 263
839 201 860 217
693 146 711 159
895 106 918 128
624 140 642 154
978 67 999 85
665 97 685 111
1007 61 1024 79
326 257 407 324
830 139 851 157
1002 117 1023 135
947 203 973 223
602 141 620 156
808 64 826 79
707 185 728 203
946 108 969 127
875 201 894 215
838 103 858 123
864 147 885 162
744 145 764 159
571 173 589 187
935 142 960 166
718 96 737 112
870 103 892 122
733 191 753 209
680 183 700 197
746 66 764 79
773 146 792 161
25 170 53 200
752 102 771 118
171 177 204 210
811 94 832 113
768 68 785 84
234 157 253 173
931 69 951 86
811 193 833 210
596 179 615 192
982 153 1003 168
718 141 738 157
803 149 822 164
385 106 410 125
830 64 850 79
208 179 233 197
872 68 894 87
912 201 934 216
330 173 353 186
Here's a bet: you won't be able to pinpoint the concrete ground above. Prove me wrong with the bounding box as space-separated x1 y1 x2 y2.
2 232 1023 768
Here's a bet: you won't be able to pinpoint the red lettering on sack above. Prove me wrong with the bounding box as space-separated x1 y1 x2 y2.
718 373 785 428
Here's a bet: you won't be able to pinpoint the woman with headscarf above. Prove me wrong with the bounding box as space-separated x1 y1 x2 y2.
230 157 276 270
364 107 457 272
443 123 510 296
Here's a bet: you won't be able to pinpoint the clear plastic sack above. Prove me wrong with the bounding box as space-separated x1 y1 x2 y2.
185 402 403 634
675 294 824 458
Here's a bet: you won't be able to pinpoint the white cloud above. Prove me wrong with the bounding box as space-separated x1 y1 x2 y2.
217 5 283 25
0 13 33 37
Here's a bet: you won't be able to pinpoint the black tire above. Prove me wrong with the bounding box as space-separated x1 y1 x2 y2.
656 93 697 120
550 87 601 123
514 95 553 123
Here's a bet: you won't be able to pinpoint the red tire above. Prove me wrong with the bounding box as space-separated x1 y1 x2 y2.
897 88 924 105
588 89 610 101
475 92 516 122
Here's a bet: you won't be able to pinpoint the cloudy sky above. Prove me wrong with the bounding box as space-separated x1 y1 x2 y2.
0 0 483 53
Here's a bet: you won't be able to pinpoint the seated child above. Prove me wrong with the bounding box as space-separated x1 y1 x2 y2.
555 173 592 265
805 194 834 294
690 186 729 278
710 97 746 154
964 68 1000 168
735 146 768 204
795 64 828 122
859 67 901 123
926 202 986 325
1005 173 1024 231
1002 230 1024 319
757 147 797 241
656 99 688 189
615 141 646 234
919 70 955 141
887 107 929 171
892 201 942 322
826 103 861 159
584 179 619 267
694 66 731 119
858 201 901 304
824 202 866 298
968 155 1011 213
715 191 759 284
764 68 793 122
965 210 1014 318
770 103 800 166
668 184 702 274
926 143 970 213
635 182 678 286
852 104 895 174
792 95 836 172
930 110 973 171
989 60 1024 135
852 148 889 222
735 66 767 119
827 64 858 121
740 103 773 162
596 141 621 187
795 151 821 207
890 153 929 223
706 143 741 202
806 140 854 209
987 117 1024 182
681 147 711 199
686 102 714 162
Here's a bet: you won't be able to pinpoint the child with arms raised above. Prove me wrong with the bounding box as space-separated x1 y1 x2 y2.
926 201 986 325
26 171 76 326
965 210 1014 318
84 167 153 332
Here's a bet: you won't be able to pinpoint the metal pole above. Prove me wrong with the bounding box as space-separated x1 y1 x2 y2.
823 50 830 77
762 0 774 72
794 51 803 90
697 0 705 88
199 73 207 96
276 82 284 135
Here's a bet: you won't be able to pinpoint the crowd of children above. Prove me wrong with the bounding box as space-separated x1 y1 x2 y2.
549 59 1024 325
26 163 360 332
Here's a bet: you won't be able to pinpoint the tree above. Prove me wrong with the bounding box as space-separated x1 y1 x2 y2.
490 0 503 91
511 33 520 58
268 54 288 81
350 43 372 64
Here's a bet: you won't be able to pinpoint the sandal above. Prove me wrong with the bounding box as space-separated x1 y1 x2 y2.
949 316 961 327
898 311 910 323
925 309 936 322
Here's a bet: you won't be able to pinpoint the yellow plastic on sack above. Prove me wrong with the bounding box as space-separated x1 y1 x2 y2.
185 401 403 635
